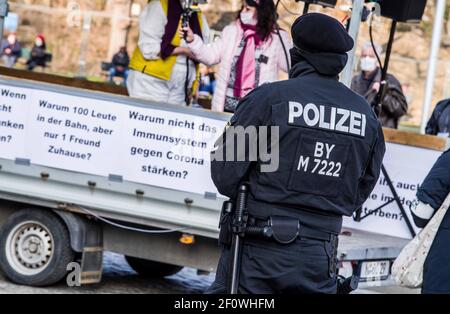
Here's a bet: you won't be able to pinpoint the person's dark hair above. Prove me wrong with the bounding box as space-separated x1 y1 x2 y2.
239 0 277 41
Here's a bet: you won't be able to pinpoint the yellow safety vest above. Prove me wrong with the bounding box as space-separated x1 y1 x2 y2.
129 0 203 93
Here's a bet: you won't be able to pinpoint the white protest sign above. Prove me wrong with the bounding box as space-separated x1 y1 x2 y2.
118 105 223 195
343 142 442 239
27 90 123 177
0 85 32 160
0 84 225 196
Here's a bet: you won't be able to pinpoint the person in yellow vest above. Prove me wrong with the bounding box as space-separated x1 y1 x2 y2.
127 0 209 105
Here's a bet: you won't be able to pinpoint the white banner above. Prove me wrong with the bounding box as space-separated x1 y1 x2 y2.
0 86 32 160
0 84 225 196
0 83 444 238
27 90 124 177
343 143 442 239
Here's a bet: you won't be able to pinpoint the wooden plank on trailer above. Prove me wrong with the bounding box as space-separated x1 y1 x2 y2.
0 67 128 96
383 128 448 152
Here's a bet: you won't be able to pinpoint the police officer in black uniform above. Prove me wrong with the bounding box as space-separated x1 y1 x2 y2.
208 13 386 294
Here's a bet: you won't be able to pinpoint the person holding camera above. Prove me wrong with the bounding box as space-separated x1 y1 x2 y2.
182 0 292 113
127 0 209 105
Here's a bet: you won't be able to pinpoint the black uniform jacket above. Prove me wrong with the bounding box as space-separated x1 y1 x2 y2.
211 59 386 234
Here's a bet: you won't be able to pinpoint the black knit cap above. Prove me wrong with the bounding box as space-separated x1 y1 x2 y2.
291 13 354 54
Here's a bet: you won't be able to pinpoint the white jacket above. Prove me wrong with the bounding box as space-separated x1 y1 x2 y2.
188 21 292 112
127 1 210 104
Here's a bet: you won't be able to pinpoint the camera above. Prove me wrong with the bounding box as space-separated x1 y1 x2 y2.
181 0 205 30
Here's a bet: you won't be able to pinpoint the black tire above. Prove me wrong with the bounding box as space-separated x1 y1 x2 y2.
125 256 182 278
0 209 75 287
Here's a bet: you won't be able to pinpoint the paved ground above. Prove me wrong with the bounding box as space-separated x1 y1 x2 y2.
0 252 419 294
0 253 214 294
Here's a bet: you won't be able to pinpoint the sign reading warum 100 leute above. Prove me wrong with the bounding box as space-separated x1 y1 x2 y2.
0 84 443 239
0 84 224 197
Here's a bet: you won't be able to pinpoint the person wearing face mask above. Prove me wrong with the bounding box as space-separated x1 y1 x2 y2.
351 42 408 129
26 35 47 71
127 0 209 106
182 0 292 113
1 33 22 68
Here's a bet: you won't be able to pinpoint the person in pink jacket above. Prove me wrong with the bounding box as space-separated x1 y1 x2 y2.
182 0 292 112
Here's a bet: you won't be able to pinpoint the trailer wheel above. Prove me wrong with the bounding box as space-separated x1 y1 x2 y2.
125 256 182 278
0 209 75 286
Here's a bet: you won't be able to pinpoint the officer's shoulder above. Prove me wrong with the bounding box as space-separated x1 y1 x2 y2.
244 81 280 101
234 82 280 113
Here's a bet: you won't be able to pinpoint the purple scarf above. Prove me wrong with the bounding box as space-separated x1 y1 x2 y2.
234 22 263 98
160 0 203 60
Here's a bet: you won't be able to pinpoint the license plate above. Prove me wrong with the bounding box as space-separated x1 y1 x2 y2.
360 260 390 281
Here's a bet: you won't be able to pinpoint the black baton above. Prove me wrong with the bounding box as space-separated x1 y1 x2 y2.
229 184 248 294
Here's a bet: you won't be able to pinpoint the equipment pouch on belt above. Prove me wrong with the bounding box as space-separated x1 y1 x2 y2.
270 216 300 244
218 201 233 248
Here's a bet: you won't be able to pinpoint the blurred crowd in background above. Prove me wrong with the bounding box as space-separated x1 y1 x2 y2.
1 0 450 134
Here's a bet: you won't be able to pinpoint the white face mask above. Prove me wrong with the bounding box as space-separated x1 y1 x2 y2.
240 11 257 26
360 56 377 72
7 36 16 45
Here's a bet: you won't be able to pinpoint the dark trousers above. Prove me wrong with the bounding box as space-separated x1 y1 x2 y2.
206 236 339 294
423 209 450 294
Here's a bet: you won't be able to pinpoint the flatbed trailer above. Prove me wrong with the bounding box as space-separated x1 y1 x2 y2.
0 74 446 288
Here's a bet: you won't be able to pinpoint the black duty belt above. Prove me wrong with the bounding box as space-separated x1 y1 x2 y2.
242 215 333 244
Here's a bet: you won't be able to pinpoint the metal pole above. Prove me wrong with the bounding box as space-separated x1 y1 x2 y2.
381 21 396 83
0 0 9 44
340 0 364 87
420 0 446 134
302 2 310 15
381 165 416 238
77 13 92 78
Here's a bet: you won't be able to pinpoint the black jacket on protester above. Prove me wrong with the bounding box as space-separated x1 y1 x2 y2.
417 149 450 210
425 99 450 136
27 46 47 67
1 40 21 58
112 52 130 69
351 68 408 129
211 51 386 234
415 149 450 294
